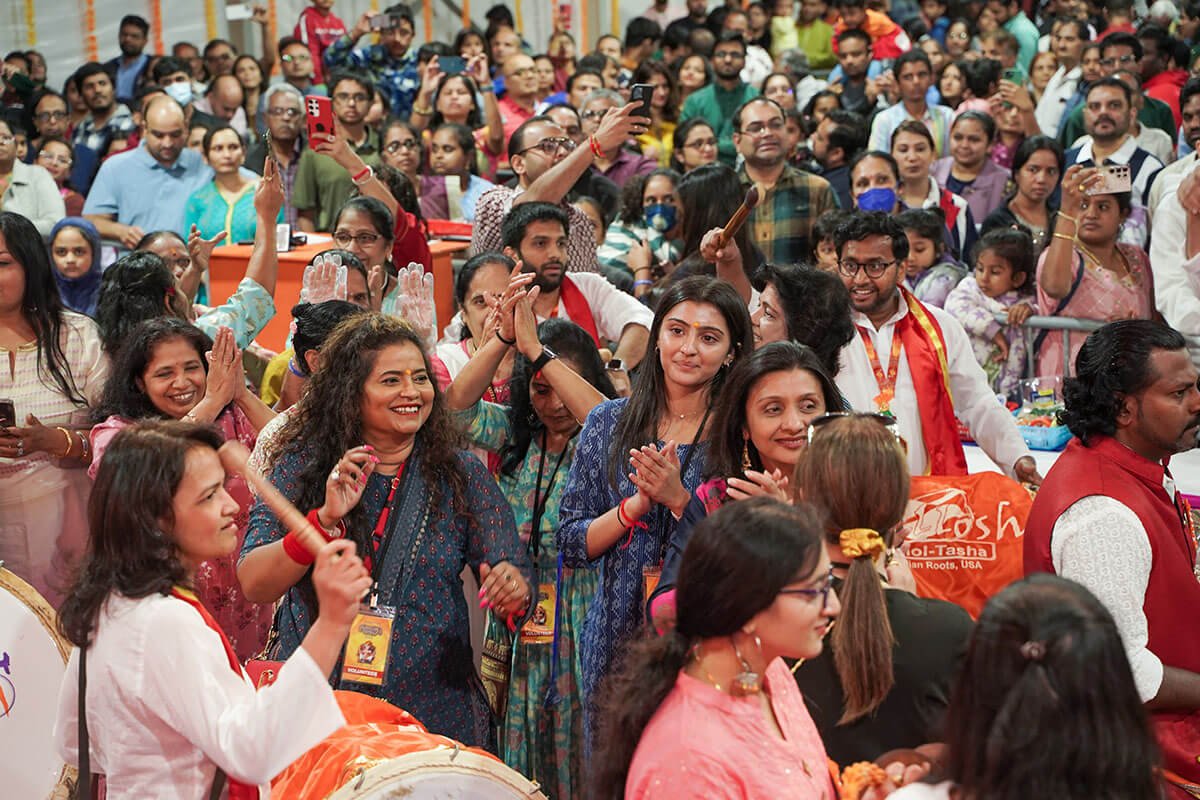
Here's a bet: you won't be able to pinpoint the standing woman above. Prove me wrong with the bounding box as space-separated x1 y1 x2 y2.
238 314 533 750
381 119 424 201
0 211 108 607
670 118 719 174
932 111 1011 225
55 421 370 798
557 276 752 744
184 125 281 247
48 217 103 317
412 59 504 179
632 61 680 168
447 305 616 798
421 121 496 222
88 319 276 661
981 135 1062 254
34 137 85 217
672 55 713 109
1027 51 1058 106
891 121 977 261
792 414 974 766
750 264 856 375
234 54 268 135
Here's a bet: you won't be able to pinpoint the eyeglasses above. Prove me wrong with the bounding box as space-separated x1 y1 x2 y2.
280 53 311 63
580 108 610 121
948 31 970 39
37 152 72 166
1099 54 1138 67
684 136 718 150
333 92 369 104
268 106 301 118
837 258 899 278
713 50 745 61
385 138 419 153
778 566 836 609
35 110 68 122
806 412 908 454
509 67 536 78
332 231 383 247
519 137 576 156
739 118 786 136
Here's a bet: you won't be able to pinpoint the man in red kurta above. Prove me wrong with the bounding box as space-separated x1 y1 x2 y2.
1025 320 1200 799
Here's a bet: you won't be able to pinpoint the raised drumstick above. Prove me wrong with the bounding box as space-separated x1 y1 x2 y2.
218 441 326 557
717 184 763 249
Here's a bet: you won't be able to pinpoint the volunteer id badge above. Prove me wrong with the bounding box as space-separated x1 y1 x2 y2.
340 604 395 686
519 582 557 644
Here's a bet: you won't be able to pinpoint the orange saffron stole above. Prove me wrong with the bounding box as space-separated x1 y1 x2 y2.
896 287 968 476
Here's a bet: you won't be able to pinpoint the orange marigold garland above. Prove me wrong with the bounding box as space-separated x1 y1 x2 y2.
840 761 888 799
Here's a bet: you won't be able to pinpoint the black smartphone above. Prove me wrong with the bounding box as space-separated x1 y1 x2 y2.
630 83 653 121
0 399 14 428
439 56 466 75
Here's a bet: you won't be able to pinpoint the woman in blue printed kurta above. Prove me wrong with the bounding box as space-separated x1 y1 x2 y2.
447 313 616 800
556 277 753 746
237 315 532 750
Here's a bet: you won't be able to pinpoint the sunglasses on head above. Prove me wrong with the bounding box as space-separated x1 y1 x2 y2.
806 412 908 453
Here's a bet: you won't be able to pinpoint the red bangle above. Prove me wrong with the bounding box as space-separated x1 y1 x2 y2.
589 135 605 159
351 165 371 183
282 531 314 565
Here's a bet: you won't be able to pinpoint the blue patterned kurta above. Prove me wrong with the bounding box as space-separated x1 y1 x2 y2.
556 398 708 742
240 442 531 749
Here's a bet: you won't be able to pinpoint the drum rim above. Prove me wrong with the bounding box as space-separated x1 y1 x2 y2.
326 748 548 799
0 567 77 798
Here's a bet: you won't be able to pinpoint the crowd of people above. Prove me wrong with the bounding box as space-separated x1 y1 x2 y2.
1 0 1199 797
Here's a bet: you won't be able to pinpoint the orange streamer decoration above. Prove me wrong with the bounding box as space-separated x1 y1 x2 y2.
204 0 217 43
424 0 433 43
81 0 98 62
268 0 278 75
150 0 164 55
463 0 471 30
24 0 36 47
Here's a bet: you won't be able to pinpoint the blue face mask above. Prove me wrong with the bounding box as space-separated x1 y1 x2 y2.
644 203 677 233
164 81 193 107
856 187 897 212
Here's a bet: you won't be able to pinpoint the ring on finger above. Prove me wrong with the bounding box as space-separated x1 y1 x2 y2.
331 467 341 481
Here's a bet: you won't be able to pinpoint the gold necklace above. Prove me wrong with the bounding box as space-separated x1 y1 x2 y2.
1076 240 1129 278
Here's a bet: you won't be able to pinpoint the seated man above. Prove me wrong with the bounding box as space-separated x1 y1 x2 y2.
471 109 647 273
1025 320 1200 798
832 211 1039 482
500 202 652 368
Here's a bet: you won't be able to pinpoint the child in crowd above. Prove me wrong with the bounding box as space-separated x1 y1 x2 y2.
294 0 347 86
770 0 802 56
944 228 1036 396
896 207 967 308
810 209 851 273
919 0 951 46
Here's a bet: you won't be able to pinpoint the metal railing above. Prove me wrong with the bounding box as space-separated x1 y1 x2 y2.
994 314 1200 379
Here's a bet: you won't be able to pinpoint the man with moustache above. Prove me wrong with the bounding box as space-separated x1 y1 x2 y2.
1149 77 1200 217
245 83 306 227
1025 320 1200 800
680 32 760 166
500 202 652 369
105 15 151 103
832 211 1038 483
84 95 232 248
1035 18 1087 137
69 63 137 192
734 97 838 266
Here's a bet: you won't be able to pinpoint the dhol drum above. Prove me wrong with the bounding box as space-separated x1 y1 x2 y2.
274 691 548 800
0 567 75 799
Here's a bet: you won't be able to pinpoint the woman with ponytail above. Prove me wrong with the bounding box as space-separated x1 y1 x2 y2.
591 497 839 800
793 413 974 766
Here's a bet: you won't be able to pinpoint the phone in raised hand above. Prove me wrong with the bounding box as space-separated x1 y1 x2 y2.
304 95 335 141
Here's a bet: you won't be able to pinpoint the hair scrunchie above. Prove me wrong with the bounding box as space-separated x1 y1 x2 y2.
840 528 885 559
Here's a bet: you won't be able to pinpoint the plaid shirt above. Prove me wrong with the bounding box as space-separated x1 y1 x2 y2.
738 165 839 267
71 103 136 157
322 36 420 119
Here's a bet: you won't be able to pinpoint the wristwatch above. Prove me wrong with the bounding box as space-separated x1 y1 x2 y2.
606 358 626 372
531 346 558 373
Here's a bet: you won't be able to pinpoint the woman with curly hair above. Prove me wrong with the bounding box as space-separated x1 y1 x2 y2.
750 263 856 376
446 295 616 797
238 313 532 749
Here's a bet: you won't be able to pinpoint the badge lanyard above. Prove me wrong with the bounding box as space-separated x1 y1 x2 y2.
529 428 574 561
857 325 902 415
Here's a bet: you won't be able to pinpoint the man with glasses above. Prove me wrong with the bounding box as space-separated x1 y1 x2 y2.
1035 18 1087 136
202 39 238 80
293 72 382 233
580 90 657 185
293 0 346 87
832 211 1038 483
544 103 622 219
472 108 646 271
274 36 327 96
680 32 759 166
245 84 305 227
733 97 838 265
323 5 420 120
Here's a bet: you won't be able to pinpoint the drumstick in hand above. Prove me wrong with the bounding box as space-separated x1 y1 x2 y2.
717 184 763 249
218 441 326 557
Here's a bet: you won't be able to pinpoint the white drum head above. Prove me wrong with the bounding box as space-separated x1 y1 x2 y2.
0 568 74 799
326 748 548 799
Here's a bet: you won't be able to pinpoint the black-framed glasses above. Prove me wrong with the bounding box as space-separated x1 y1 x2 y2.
778 566 835 609
519 137 576 157
806 412 908 454
837 258 899 278
333 231 382 247
385 138 419 153
333 92 369 104
739 118 786 136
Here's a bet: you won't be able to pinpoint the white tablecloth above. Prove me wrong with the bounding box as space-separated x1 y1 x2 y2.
964 443 1200 497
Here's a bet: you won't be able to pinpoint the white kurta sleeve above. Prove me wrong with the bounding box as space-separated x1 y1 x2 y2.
1150 189 1200 357
1051 495 1163 702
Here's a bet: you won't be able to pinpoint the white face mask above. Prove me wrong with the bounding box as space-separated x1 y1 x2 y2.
164 81 192 107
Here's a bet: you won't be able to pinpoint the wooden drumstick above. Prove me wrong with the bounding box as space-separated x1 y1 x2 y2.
218 441 326 557
717 184 763 249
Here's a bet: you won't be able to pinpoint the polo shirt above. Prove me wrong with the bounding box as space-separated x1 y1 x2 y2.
291 130 382 232
83 145 231 237
680 81 760 167
738 165 839 266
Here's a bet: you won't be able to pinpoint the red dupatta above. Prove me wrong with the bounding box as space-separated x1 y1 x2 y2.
556 276 601 347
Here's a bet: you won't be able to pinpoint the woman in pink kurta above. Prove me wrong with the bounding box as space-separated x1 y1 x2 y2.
89 319 278 662
1035 171 1154 378
590 498 840 800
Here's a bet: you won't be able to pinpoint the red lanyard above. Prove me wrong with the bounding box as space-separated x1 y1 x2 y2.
857 326 903 414
371 463 407 558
